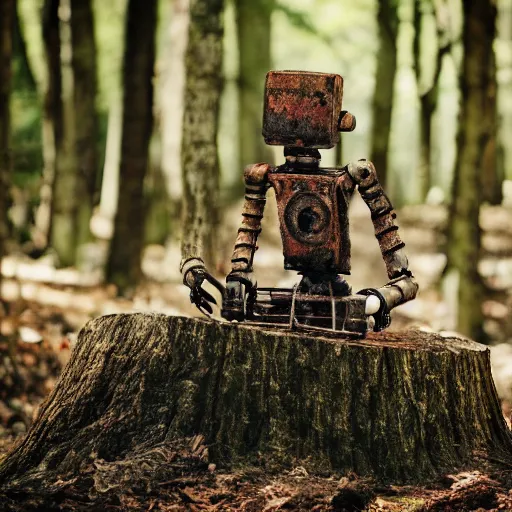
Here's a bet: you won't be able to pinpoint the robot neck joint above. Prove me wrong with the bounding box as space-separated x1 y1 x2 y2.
284 147 321 168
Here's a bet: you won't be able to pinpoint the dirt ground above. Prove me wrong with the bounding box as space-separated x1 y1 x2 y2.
1 435 512 511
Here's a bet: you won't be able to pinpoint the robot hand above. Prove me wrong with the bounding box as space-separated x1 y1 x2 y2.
221 272 255 322
358 288 392 332
181 258 225 317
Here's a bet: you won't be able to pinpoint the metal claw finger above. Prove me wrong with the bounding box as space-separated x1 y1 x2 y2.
190 290 199 305
199 299 213 316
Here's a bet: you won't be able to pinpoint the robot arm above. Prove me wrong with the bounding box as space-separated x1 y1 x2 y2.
222 163 272 321
347 159 419 330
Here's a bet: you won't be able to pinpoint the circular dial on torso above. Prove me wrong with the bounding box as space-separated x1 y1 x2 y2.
284 192 331 245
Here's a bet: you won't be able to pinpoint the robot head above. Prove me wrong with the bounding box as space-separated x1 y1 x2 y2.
262 70 356 150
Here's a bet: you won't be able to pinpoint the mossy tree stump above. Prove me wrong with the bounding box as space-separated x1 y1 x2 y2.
0 313 510 492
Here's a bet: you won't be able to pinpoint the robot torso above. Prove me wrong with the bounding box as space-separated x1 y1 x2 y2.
268 167 355 275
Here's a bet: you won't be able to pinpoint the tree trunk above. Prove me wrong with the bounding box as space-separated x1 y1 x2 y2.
235 0 273 194
158 0 189 241
498 0 512 181
50 0 79 267
36 0 63 250
370 0 399 190
481 48 503 205
0 314 510 505
159 0 189 204
98 96 122 230
446 0 497 341
105 0 156 294
0 0 14 291
70 0 99 247
10 0 40 246
181 0 224 269
413 0 451 202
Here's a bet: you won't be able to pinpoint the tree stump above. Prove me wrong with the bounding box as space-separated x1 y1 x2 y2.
0 313 510 494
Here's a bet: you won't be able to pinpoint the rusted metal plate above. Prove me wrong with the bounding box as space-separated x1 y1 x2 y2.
262 71 344 149
268 171 352 274
248 288 368 337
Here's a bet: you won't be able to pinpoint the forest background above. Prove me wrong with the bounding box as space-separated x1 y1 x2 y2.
1 0 512 439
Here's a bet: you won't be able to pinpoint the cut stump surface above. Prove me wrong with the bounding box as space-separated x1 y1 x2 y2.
0 313 510 490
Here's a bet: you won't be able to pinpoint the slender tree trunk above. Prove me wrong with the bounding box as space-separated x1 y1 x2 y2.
36 0 63 249
498 0 512 181
0 0 14 290
50 0 80 267
98 97 122 226
159 0 189 240
413 0 450 201
235 0 273 190
106 0 156 294
10 0 40 246
181 0 224 268
481 49 503 205
160 0 189 204
446 0 497 341
70 0 99 247
370 0 399 189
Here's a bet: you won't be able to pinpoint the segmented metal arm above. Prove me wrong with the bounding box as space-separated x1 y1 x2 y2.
347 159 419 310
228 163 272 282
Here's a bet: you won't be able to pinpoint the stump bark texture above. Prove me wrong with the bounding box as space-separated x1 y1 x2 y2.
0 313 510 488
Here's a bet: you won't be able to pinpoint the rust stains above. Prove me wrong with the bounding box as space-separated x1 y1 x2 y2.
262 71 344 149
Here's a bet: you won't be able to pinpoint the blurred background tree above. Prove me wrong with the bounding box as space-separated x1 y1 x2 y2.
47 0 79 268
0 0 510 344
0 0 15 295
445 0 497 342
39 0 62 252
70 0 99 248
105 0 157 294
235 0 273 188
370 0 399 189
180 0 224 269
413 0 452 201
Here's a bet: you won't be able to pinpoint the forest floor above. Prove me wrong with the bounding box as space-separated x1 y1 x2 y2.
1 199 512 510
1 434 512 511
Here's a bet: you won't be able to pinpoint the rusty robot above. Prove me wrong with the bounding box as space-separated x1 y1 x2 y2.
181 71 418 337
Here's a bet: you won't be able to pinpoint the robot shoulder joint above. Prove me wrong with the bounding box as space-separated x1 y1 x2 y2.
347 159 378 188
244 163 272 186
